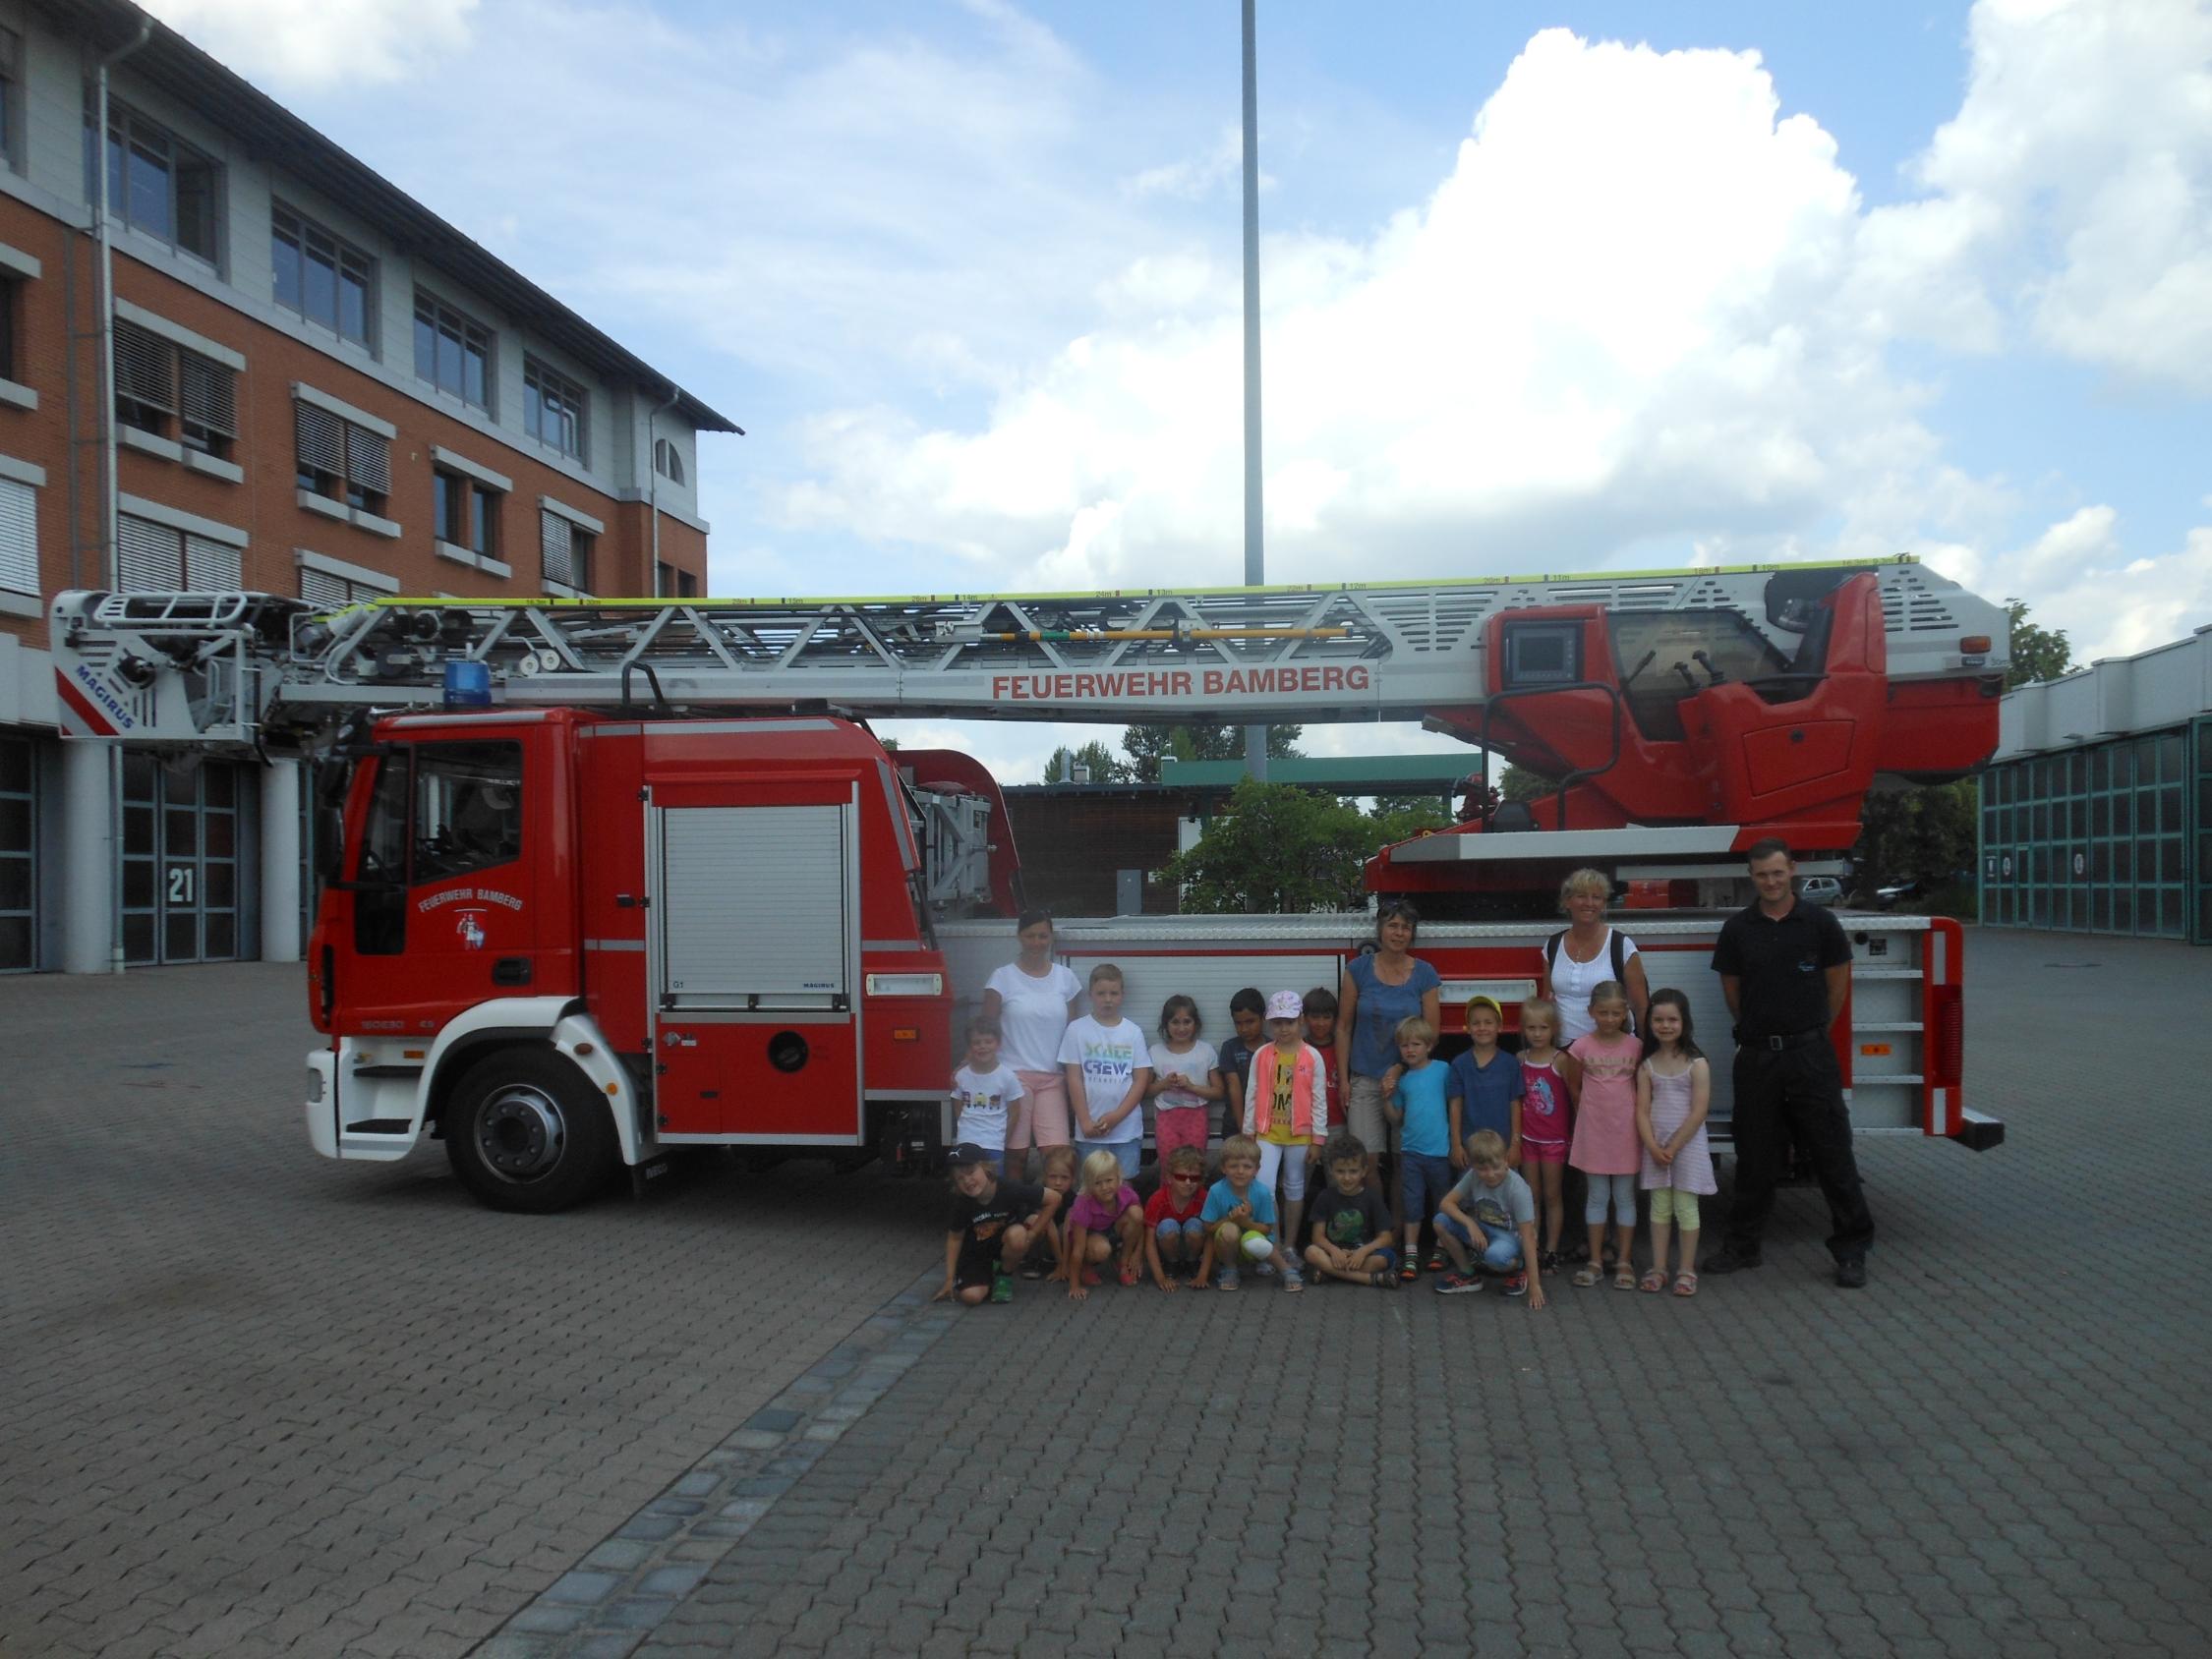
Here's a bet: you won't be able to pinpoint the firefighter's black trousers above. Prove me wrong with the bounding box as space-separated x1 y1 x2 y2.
1725 1038 1875 1264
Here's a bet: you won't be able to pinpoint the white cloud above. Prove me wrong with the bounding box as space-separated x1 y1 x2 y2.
1879 0 2212 389
784 28 1964 592
139 0 478 86
1942 507 2212 662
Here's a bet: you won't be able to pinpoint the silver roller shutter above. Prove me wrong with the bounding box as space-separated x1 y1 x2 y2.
295 402 343 477
117 514 183 591
299 566 350 611
659 804 849 1007
539 509 574 587
184 534 240 590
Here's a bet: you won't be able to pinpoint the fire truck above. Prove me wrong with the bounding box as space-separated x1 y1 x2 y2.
50 556 2008 1212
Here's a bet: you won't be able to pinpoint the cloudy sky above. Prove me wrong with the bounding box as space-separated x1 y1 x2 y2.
146 0 2212 781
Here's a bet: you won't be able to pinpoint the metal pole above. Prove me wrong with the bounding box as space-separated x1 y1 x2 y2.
1241 0 1267 781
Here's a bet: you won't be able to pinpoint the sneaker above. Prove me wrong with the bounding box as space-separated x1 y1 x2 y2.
1834 1257 1868 1289
989 1274 1014 1304
1703 1248 1765 1276
1433 1272 1483 1295
1019 1254 1044 1281
1215 1268 1240 1292
1502 1271 1529 1298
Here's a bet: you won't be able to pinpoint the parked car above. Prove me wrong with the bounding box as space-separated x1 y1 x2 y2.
1798 875 1844 905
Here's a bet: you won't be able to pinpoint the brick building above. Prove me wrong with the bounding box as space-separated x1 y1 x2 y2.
0 0 738 972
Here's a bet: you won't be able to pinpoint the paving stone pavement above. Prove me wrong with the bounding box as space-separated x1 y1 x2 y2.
0 964 950 1658
6 930 2212 1658
582 930 2212 1657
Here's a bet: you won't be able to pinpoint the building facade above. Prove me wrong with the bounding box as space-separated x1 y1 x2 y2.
0 0 739 973
1978 627 2212 944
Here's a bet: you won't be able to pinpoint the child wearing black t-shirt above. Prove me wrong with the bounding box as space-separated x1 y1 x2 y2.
1303 1133 1399 1287
935 1143 1061 1305
1215 987 1267 1144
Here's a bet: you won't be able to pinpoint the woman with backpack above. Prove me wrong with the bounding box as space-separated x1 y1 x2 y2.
1540 869 1651 1045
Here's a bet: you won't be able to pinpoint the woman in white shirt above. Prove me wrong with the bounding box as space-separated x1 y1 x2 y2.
981 909 1084 1179
1541 868 1652 1046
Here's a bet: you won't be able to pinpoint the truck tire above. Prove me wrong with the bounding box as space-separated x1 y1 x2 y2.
443 1048 617 1214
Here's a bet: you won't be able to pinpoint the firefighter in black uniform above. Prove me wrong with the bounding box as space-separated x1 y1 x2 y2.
1704 837 1874 1288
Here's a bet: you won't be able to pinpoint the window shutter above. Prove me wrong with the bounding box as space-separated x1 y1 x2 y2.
117 514 183 590
0 477 34 595
179 353 236 438
295 402 343 476
184 533 240 590
300 567 350 611
113 320 175 412
540 509 574 587
343 425 390 494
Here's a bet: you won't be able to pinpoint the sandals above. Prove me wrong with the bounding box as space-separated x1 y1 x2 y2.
1673 1272 1699 1297
1118 1261 1140 1287
1371 1270 1400 1288
1572 1263 1602 1288
1399 1259 1420 1284
1639 1268 1667 1294
1613 1263 1638 1290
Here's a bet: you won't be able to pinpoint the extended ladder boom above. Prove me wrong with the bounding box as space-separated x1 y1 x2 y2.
48 557 2006 750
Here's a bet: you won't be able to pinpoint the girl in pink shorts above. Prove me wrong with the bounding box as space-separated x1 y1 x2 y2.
1147 995 1222 1168
1516 997 1577 1273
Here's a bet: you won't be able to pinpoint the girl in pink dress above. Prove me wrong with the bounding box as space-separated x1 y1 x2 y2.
1636 988 1716 1297
1567 981 1643 1288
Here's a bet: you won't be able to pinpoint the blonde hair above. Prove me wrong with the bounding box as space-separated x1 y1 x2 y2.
1087 962 1123 988
1078 1149 1124 1190
1587 978 1628 1011
1557 867 1610 912
1165 1144 1206 1176
1220 1133 1261 1166
1518 996 1559 1033
1394 1015 1437 1047
1465 1128 1508 1168
1041 1145 1078 1179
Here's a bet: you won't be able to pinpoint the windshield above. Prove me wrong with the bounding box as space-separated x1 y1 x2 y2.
1609 610 1793 740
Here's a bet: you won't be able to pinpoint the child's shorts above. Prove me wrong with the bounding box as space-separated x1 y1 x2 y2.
1521 1137 1568 1165
1399 1151 1455 1221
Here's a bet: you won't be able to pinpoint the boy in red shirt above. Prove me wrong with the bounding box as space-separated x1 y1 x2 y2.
1142 1145 1210 1289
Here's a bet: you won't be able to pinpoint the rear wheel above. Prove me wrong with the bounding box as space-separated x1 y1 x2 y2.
443 1048 617 1213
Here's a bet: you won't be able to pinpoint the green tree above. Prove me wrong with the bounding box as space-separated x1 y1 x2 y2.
1498 763 1554 803
2005 598 2071 691
1853 778 1979 899
1367 794 1453 842
1040 739 1128 784
1154 779 1379 912
1119 722 1303 782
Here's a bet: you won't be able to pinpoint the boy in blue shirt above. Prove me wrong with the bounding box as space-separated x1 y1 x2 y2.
1195 1133 1280 1291
1447 994 1524 1169
1380 1016 1451 1283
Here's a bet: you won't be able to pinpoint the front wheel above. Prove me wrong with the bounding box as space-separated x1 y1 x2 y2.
443 1048 617 1213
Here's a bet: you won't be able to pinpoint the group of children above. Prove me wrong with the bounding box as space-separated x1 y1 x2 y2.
935 966 1715 1313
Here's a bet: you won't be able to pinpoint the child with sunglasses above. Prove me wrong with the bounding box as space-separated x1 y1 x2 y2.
1142 1144 1211 1290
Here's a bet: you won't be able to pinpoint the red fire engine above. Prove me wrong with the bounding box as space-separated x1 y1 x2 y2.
51 556 2007 1211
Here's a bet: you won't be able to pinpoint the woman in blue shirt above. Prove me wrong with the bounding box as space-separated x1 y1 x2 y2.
1336 900 1441 1222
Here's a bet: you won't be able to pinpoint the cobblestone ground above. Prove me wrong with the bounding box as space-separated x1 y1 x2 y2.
0 964 945 1658
6 930 2212 1658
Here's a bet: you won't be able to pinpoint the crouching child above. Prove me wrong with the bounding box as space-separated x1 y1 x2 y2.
1143 1144 1211 1291
935 1141 1061 1305
1303 1132 1399 1287
1432 1129 1548 1310
1066 1149 1145 1300
1195 1134 1280 1291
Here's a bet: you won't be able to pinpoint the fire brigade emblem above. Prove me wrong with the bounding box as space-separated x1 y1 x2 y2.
455 909 488 950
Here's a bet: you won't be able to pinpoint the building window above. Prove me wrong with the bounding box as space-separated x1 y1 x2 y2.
295 402 389 515
540 508 593 594
116 512 240 591
435 468 498 556
414 291 492 410
0 730 33 972
524 358 586 461
272 205 374 347
0 474 35 597
653 437 685 486
112 320 239 457
0 28 21 172
657 561 698 599
88 99 219 263
0 277 17 383
300 566 383 611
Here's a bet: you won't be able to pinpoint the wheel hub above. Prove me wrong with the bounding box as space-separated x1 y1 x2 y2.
476 1085 565 1180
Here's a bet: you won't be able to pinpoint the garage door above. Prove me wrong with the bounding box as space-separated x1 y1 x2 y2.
121 755 251 964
